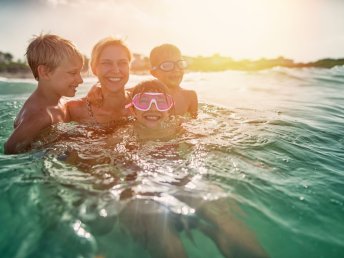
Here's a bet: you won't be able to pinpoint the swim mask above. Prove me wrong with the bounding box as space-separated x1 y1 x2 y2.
126 92 174 111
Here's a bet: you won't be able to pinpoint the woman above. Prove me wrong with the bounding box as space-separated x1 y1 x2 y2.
67 37 132 126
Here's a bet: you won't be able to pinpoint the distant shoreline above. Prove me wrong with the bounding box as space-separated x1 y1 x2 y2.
2 49 344 78
0 72 34 79
1 61 344 80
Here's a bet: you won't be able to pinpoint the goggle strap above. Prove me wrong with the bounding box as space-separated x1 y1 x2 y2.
125 103 133 109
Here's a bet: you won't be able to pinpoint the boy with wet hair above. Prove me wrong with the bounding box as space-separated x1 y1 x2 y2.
150 44 198 118
4 34 84 154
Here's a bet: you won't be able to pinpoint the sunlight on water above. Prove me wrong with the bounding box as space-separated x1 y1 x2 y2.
0 67 344 258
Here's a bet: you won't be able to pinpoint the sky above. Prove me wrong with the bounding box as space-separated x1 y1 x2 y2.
1 0 344 62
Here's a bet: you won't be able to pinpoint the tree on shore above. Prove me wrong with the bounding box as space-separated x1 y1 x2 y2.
1 50 344 75
0 51 30 74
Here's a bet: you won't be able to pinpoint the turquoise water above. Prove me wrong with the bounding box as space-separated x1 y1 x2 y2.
0 67 343 258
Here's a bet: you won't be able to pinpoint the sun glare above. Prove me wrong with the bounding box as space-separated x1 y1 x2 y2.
157 0 319 60
0 0 338 62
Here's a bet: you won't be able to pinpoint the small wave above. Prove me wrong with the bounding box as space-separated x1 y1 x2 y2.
314 76 344 85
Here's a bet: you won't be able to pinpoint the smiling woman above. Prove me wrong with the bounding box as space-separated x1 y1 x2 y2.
66 36 133 126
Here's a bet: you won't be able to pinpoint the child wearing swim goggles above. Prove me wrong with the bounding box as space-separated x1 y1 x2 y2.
124 79 180 140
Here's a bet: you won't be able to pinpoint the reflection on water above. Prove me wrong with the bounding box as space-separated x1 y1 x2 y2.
38 104 272 258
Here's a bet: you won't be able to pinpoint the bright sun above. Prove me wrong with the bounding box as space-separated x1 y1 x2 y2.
156 0 319 60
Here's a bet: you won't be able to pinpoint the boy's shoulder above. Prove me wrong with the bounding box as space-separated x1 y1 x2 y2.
15 94 69 128
15 101 53 129
178 87 197 94
177 87 197 100
173 87 195 94
6 104 54 154
14 94 42 124
176 87 198 118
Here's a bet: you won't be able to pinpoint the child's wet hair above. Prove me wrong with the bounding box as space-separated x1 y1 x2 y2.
149 44 181 67
26 34 83 80
132 79 170 96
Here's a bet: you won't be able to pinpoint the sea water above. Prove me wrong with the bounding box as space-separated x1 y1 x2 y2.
0 67 343 258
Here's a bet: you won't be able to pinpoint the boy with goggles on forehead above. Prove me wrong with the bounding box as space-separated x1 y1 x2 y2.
150 44 198 118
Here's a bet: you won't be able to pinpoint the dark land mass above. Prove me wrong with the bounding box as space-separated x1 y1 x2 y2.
1 51 343 78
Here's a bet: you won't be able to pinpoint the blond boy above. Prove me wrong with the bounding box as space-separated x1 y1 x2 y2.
4 34 84 154
150 44 198 118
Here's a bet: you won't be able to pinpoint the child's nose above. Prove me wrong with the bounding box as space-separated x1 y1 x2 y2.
149 102 158 111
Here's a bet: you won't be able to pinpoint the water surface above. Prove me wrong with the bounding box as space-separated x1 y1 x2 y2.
0 67 343 258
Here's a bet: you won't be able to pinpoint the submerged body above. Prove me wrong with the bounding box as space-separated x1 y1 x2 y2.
64 80 268 258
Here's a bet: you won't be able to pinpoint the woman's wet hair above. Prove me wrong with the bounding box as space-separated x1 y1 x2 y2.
90 36 131 75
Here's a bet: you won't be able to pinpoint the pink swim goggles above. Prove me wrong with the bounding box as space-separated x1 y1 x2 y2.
126 92 174 111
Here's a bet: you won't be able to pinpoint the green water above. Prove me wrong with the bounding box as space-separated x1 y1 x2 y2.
0 68 343 258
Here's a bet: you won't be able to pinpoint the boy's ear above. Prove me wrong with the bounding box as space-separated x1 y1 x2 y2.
37 65 51 80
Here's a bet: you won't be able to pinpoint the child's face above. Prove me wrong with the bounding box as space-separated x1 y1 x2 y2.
133 93 171 129
151 51 184 89
135 106 169 129
94 45 130 94
48 56 83 97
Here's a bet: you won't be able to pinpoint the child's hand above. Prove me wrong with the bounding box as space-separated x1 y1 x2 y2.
86 83 102 107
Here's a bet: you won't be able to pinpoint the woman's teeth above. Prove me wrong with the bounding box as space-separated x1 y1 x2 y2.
108 77 121 82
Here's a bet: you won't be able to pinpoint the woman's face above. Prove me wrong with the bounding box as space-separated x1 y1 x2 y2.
94 45 130 94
